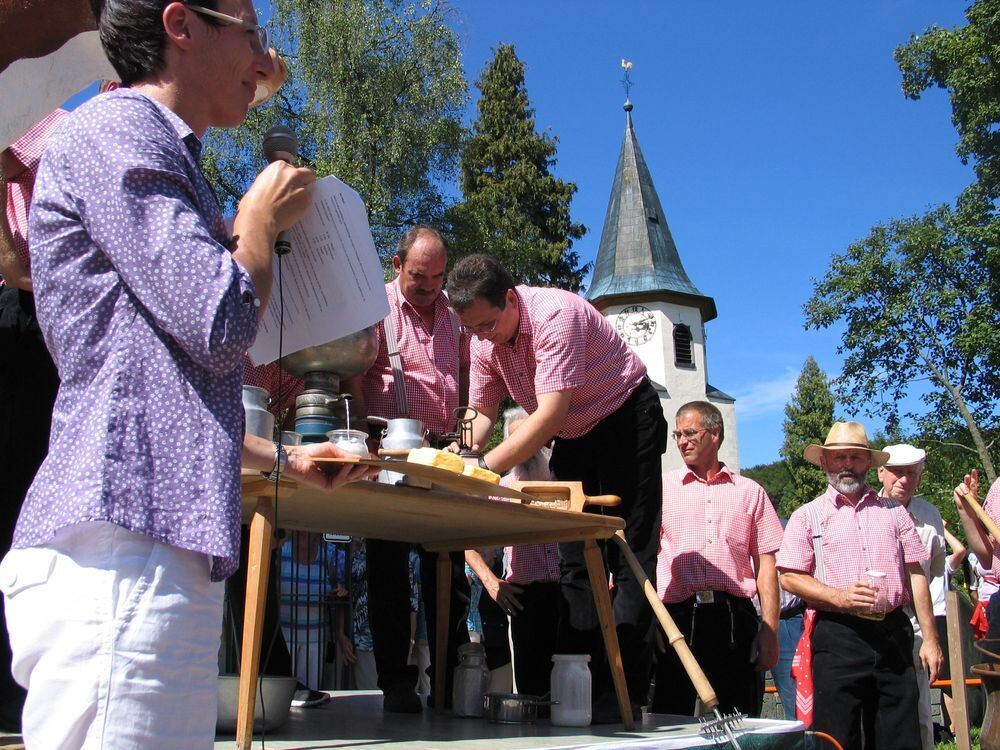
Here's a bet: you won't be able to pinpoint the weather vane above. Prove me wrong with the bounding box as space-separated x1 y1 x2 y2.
620 59 634 101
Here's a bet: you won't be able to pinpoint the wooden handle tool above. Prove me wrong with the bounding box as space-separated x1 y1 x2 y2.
610 530 719 711
963 490 1000 542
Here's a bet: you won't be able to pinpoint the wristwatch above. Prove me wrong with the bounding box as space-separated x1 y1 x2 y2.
263 444 288 481
478 455 489 471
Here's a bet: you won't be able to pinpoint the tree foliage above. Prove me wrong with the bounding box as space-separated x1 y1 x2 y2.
777 357 837 516
804 199 999 483
742 460 792 516
202 0 467 260
447 43 588 290
896 0 1000 199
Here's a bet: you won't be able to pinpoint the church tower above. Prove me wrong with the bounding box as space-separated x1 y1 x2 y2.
586 99 739 472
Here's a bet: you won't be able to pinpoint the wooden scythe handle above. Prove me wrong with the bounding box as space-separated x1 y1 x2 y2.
964 490 1000 543
611 530 719 711
584 495 621 507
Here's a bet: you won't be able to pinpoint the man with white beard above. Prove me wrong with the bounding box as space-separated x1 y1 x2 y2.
777 422 942 750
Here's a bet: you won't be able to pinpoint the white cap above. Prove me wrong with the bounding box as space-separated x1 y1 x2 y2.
882 444 926 467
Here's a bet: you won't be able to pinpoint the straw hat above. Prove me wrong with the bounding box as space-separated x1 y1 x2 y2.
803 422 890 467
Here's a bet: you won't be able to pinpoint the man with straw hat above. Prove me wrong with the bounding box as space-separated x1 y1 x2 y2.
777 421 941 750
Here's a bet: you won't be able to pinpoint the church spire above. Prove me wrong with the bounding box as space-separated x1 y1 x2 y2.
585 96 717 322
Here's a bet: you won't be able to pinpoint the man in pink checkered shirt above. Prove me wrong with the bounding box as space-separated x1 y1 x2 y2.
953 470 1000 641
778 422 941 749
446 254 668 722
0 108 67 732
651 400 783 718
344 226 471 714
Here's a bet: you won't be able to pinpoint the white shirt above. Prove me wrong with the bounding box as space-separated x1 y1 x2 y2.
902 496 947 634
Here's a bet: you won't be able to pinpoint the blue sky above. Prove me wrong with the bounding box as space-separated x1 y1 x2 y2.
446 1 975 467
64 2 975 467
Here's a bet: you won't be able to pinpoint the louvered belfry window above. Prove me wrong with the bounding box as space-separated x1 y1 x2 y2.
674 324 693 366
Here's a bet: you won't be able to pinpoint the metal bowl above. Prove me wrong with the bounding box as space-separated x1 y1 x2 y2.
483 693 552 724
278 325 379 380
216 674 297 733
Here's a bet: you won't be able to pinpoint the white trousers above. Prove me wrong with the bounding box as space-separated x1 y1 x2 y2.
0 521 224 749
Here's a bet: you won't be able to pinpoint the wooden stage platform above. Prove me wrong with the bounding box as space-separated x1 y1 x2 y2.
215 690 806 749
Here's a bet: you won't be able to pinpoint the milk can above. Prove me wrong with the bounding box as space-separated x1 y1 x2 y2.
550 654 591 727
452 642 490 718
374 417 427 485
243 386 274 441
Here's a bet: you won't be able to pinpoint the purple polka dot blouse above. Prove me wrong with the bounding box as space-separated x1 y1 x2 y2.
20 89 259 580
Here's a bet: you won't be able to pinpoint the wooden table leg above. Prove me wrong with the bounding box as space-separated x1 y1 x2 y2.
435 551 451 713
946 591 971 750
583 538 634 730
236 495 276 750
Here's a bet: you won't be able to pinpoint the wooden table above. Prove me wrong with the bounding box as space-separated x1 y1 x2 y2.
235 474 631 749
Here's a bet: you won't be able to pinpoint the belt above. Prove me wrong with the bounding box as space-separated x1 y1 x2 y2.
780 603 805 620
818 607 907 630
668 591 752 649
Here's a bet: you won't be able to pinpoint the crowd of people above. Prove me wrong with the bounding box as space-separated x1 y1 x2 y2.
0 2 998 750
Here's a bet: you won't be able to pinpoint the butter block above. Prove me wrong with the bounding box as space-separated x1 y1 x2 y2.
406 447 465 474
462 464 501 484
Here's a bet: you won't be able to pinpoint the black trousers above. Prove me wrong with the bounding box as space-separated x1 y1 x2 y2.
550 378 667 703
366 539 418 691
417 548 470 703
986 593 1000 641
510 581 560 697
0 288 59 725
812 609 920 750
652 594 762 716
476 556 511 671
224 526 293 677
366 538 470 697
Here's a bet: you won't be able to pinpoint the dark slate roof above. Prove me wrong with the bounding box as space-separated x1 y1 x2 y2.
707 384 735 403
586 103 717 322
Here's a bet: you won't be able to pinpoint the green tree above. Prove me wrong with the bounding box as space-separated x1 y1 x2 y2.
203 0 467 259
896 0 1000 199
778 357 836 516
742 459 793 514
448 43 588 289
804 201 999 484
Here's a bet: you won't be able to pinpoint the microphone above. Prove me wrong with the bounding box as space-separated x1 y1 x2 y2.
262 125 299 256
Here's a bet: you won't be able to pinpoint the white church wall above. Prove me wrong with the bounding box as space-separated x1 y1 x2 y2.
602 300 741 475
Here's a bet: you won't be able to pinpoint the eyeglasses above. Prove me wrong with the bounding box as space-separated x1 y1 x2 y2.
671 427 710 443
460 318 499 336
186 4 268 53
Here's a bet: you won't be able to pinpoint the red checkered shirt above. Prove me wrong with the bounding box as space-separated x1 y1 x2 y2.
362 279 467 435
4 109 67 277
469 286 647 439
656 466 783 603
242 357 304 419
501 459 561 586
982 477 1000 578
777 485 929 612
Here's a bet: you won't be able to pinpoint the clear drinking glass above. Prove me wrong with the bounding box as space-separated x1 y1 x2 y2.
864 570 886 620
280 431 303 446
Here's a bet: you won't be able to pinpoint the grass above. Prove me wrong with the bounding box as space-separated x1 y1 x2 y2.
935 725 981 750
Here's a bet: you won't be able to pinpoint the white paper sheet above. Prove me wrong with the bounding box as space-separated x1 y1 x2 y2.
248 174 389 365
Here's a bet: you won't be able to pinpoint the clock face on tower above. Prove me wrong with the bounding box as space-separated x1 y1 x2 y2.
615 305 657 346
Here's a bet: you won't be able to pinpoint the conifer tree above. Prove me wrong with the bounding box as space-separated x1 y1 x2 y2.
448 44 587 289
778 357 836 516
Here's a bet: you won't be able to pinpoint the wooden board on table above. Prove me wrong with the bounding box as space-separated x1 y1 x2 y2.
240 474 624 551
310 456 543 503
